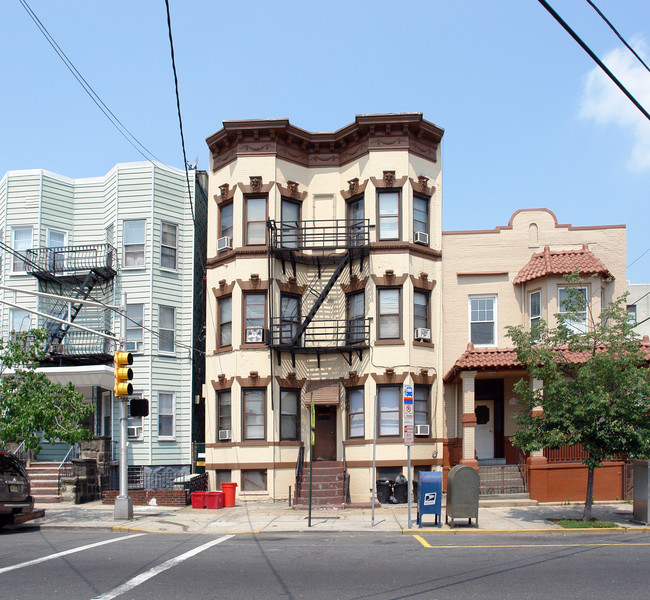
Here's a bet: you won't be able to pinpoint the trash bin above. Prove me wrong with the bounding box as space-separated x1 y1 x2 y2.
376 480 392 504
205 491 225 509
393 474 408 503
222 482 238 507
190 490 207 509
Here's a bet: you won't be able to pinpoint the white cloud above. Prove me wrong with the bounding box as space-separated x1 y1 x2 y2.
579 36 650 172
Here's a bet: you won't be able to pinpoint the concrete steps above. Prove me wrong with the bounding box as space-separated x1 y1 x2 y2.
26 461 68 503
479 464 527 495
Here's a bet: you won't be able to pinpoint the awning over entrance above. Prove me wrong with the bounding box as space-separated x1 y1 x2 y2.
304 379 340 407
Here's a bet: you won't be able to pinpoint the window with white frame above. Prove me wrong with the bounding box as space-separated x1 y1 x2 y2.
217 390 231 440
378 288 401 340
558 286 588 333
161 222 178 270
414 290 430 332
378 385 400 437
469 295 497 346
529 290 541 334
413 195 429 238
280 389 299 441
126 304 144 353
158 392 175 439
414 386 429 429
243 388 265 440
9 308 31 339
12 227 32 272
159 305 175 353
347 387 364 438
218 297 232 348
46 228 67 271
377 190 400 240
245 197 266 245
123 220 145 267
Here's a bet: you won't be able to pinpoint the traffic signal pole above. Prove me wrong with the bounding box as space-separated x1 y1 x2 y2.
114 291 133 520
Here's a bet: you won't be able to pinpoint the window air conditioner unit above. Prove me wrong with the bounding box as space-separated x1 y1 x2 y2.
246 326 264 343
414 231 429 245
415 424 430 436
127 426 142 439
218 429 231 441
414 327 431 342
125 340 141 352
217 236 232 252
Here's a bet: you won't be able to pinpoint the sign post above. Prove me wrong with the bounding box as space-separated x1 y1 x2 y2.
404 384 414 528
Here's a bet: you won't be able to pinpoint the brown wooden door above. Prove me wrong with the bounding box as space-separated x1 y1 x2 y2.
313 405 337 461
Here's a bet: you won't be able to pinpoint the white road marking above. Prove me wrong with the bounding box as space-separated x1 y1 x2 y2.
91 534 234 600
0 533 146 575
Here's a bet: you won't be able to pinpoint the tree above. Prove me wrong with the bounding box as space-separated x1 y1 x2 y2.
0 328 93 453
506 274 650 521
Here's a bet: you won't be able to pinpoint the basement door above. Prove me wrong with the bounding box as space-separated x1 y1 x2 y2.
313 405 337 461
475 399 494 460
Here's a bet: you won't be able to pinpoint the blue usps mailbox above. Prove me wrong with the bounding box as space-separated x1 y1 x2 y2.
417 471 442 528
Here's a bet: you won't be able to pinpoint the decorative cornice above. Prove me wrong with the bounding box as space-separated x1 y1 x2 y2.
340 178 369 200
276 181 308 202
207 247 267 268
340 372 369 388
370 172 408 190
340 275 368 295
275 374 306 389
370 370 408 384
409 176 435 197
211 377 234 391
207 114 444 172
212 281 236 298
214 183 237 206
238 177 274 195
410 370 437 385
277 278 306 296
371 273 408 287
237 276 269 292
236 375 272 388
410 273 436 291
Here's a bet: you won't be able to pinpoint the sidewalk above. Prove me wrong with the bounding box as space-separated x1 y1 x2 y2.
29 499 650 535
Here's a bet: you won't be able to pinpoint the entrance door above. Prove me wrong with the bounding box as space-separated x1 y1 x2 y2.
475 399 494 459
313 405 337 461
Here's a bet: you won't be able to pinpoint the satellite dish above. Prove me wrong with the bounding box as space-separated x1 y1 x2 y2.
187 156 200 170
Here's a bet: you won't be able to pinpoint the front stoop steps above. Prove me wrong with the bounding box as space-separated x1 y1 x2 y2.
26 461 67 503
293 461 346 508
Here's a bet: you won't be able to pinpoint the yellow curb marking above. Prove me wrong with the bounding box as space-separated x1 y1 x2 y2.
414 536 650 549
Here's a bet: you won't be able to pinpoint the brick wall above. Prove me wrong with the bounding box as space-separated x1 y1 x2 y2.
102 489 188 506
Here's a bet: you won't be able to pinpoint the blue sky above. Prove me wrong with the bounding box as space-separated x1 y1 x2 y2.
2 1 649 282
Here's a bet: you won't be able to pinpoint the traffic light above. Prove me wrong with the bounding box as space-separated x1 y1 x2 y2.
130 398 149 418
114 351 133 397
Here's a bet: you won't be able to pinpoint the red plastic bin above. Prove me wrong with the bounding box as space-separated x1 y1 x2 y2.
190 491 207 509
206 491 225 509
221 482 238 507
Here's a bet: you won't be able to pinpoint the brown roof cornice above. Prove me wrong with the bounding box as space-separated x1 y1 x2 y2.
206 113 444 172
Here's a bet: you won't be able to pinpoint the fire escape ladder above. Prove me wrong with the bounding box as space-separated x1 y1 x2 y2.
291 250 351 345
45 270 99 348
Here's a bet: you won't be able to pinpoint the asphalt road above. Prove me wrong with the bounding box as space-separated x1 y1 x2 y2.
2 528 649 599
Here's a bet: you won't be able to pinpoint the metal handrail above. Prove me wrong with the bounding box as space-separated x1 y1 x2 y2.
268 219 370 251
58 443 80 472
12 440 25 455
294 445 305 500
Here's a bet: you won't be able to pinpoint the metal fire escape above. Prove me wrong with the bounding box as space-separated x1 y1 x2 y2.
267 219 371 368
25 244 117 362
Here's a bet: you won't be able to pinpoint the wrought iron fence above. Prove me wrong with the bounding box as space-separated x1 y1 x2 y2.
479 465 527 495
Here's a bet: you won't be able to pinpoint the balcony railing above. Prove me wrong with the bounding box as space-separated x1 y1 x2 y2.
269 219 370 251
268 318 370 350
26 244 117 278
48 329 115 357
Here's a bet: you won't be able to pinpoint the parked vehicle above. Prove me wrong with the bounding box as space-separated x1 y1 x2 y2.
0 451 45 527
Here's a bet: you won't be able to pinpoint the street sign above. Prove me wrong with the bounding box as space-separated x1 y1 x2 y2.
404 423 414 446
404 384 413 399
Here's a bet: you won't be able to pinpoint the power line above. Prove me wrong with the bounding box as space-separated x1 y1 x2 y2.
537 0 650 122
585 0 650 75
164 0 195 226
628 247 650 269
18 0 161 163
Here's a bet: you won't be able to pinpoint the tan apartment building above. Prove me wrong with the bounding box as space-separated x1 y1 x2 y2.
203 114 445 503
441 208 627 500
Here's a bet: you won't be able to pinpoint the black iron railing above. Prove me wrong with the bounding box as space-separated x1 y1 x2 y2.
26 243 117 277
47 329 115 357
269 219 370 251
268 318 370 349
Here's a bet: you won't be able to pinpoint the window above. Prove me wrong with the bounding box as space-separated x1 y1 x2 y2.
529 290 541 334
414 386 429 428
559 286 588 333
377 190 400 240
627 304 637 324
378 288 401 340
242 469 267 491
413 195 429 236
281 197 301 248
127 392 144 440
161 222 177 270
123 220 145 267
215 470 231 489
159 305 175 353
9 308 31 334
347 387 364 438
158 392 175 439
245 197 266 245
280 295 299 344
46 228 67 271
280 389 299 441
243 388 265 440
126 304 144 353
414 290 430 331
378 386 400 437
469 295 496 346
12 227 32 272
218 297 232 348
347 196 365 246
219 203 233 239
243 293 266 344
217 390 231 439
346 292 365 343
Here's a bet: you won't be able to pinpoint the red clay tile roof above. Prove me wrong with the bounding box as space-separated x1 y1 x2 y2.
513 244 613 285
444 336 650 383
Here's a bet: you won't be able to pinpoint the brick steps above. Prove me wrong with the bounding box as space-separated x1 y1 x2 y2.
479 465 526 495
294 461 346 507
26 461 68 504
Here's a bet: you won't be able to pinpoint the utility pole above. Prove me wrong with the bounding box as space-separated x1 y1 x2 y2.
114 290 133 520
